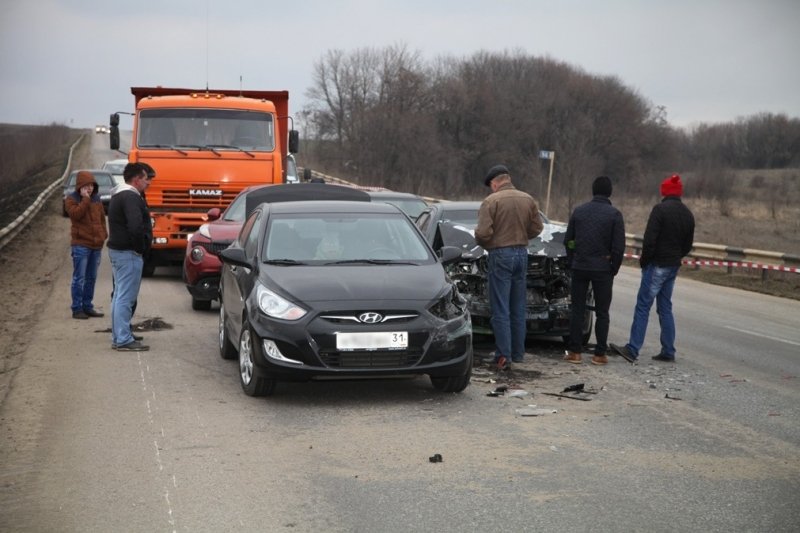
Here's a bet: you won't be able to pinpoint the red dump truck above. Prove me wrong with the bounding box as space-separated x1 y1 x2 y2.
110 86 298 275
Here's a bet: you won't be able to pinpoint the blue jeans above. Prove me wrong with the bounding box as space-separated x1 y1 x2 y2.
488 246 528 361
627 265 680 357
71 245 102 313
109 249 143 347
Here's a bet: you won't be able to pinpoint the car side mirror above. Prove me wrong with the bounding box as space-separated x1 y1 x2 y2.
219 247 253 269
206 207 222 222
438 246 463 265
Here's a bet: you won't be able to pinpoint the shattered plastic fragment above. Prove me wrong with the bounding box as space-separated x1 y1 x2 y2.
429 453 443 463
507 389 529 398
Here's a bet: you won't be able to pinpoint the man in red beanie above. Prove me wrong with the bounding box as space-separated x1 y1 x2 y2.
611 174 695 363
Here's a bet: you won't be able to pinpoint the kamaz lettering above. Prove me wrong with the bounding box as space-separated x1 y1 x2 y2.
189 189 223 197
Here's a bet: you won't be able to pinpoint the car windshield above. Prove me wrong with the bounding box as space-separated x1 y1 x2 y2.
67 173 115 188
441 209 479 226
222 191 249 222
380 198 427 219
102 163 126 174
263 213 433 264
138 108 275 151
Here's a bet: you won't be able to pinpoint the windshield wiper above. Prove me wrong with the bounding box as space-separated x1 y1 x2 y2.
204 144 255 158
325 259 419 265
140 144 188 155
263 259 306 265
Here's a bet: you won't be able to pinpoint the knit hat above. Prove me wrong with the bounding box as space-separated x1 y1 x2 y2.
592 176 612 197
660 174 683 197
484 164 509 186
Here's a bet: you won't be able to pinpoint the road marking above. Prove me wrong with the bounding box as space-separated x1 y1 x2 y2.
723 326 800 347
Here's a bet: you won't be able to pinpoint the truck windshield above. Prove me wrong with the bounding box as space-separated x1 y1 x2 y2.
138 108 275 151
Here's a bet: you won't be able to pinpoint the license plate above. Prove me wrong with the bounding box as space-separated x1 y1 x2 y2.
336 332 408 350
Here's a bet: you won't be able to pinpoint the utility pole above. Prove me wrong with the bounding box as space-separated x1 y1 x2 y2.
539 150 555 216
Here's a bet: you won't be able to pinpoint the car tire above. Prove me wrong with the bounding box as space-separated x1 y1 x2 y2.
430 356 472 393
218 303 237 360
192 296 212 311
238 320 276 397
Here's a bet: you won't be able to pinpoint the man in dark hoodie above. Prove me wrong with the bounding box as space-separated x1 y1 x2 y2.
563 176 625 365
612 174 695 363
65 171 108 319
106 163 153 352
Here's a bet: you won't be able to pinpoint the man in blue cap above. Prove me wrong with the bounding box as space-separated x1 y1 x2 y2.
475 165 543 370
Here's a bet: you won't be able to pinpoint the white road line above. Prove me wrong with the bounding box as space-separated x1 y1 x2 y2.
723 325 800 347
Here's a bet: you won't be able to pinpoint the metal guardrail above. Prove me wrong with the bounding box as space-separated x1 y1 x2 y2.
0 135 83 252
626 235 800 275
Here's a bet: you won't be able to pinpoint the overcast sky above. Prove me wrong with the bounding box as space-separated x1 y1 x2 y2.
1 0 798 130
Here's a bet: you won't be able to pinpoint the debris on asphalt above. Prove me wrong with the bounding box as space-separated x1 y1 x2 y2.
515 406 557 417
429 453 443 463
562 383 585 393
507 389 529 398
541 392 592 401
486 385 508 397
665 393 683 400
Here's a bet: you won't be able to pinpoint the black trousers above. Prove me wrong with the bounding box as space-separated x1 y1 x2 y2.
568 269 614 355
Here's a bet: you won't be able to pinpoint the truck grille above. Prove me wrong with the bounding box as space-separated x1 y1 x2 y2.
160 188 239 207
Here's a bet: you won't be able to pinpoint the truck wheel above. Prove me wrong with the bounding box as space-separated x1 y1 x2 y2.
142 261 156 278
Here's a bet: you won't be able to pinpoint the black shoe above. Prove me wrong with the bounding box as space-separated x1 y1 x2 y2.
133 334 144 341
72 311 89 320
114 341 150 352
83 308 104 318
610 343 637 363
652 354 675 362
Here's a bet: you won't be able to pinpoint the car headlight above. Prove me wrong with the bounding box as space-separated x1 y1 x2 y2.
428 284 467 320
256 283 307 320
198 223 211 239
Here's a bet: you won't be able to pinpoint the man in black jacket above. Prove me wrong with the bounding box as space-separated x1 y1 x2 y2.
612 174 695 363
563 176 625 365
107 163 153 352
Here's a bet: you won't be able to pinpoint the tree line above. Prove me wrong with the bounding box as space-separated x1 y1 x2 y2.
299 46 800 210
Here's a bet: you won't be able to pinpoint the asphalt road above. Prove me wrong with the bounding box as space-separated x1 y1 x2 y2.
0 134 798 532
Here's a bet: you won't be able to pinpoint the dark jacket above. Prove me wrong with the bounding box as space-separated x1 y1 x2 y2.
640 196 695 268
65 173 107 249
475 183 543 249
107 184 152 255
565 195 625 275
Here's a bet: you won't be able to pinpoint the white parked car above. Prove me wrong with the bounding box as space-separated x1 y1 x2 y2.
101 158 128 185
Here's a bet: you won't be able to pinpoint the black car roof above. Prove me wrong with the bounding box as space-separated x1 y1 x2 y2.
266 200 400 215
245 183 370 216
366 191 424 199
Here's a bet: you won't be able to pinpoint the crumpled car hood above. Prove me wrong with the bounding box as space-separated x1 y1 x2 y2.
437 221 567 258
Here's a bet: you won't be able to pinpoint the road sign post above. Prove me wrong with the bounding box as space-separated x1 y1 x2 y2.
538 150 555 216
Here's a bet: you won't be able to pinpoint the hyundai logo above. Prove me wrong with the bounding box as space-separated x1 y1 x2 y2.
358 312 383 324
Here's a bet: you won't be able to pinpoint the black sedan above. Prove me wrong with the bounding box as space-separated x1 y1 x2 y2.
415 201 594 344
218 198 472 396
